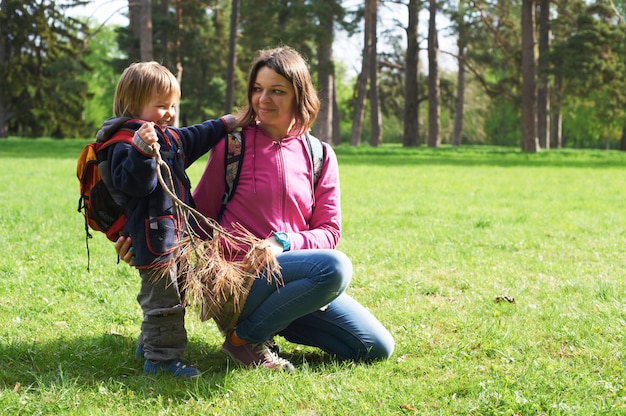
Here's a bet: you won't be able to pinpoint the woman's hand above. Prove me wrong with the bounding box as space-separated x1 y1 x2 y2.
266 237 284 256
115 235 135 266
241 238 282 277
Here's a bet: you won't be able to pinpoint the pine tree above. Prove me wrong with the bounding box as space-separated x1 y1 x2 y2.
0 0 91 137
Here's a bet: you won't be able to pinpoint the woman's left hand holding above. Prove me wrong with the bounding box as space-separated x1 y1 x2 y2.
115 235 135 266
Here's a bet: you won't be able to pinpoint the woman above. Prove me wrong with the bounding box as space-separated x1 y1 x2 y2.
119 46 394 371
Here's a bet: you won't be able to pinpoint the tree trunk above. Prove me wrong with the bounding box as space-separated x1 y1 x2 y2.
452 0 468 147
332 80 341 145
403 0 420 147
173 0 182 127
128 0 140 60
139 0 153 61
369 0 382 147
452 44 465 146
315 4 335 143
521 0 539 152
620 125 626 151
128 0 152 61
427 0 440 148
0 100 11 138
551 73 563 148
350 72 367 146
537 0 551 149
225 0 240 114
0 0 10 138
159 0 170 66
350 0 374 146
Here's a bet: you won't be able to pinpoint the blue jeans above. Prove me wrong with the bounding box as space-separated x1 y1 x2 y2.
236 249 394 362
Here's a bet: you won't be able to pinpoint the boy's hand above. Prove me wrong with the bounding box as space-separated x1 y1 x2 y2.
137 122 159 150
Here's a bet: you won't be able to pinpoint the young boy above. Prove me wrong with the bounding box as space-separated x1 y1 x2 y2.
99 61 235 377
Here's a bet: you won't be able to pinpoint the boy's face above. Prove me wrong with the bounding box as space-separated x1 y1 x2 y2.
136 92 178 129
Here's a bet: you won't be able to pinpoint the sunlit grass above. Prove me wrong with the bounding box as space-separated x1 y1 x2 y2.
1 138 626 414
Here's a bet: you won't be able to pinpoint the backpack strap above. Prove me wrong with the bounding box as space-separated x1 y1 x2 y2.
113 121 191 206
218 131 325 221
306 134 325 187
160 128 192 193
218 131 244 221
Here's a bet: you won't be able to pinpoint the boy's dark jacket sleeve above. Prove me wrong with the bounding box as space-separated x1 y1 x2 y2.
99 117 229 268
172 116 234 167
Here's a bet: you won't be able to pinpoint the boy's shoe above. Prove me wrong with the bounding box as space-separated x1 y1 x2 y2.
144 359 201 378
222 333 295 372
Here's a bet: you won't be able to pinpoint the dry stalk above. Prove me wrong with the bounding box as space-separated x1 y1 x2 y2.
150 145 282 331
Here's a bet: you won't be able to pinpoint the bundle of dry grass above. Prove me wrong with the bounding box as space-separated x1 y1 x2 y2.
152 146 282 332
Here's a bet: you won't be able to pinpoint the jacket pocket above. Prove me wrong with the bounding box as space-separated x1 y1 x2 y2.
145 215 178 256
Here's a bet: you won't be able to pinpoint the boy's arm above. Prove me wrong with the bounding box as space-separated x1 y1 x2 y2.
108 141 159 198
107 122 163 198
174 115 236 166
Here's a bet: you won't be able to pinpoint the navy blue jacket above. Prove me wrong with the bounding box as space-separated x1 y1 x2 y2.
97 116 231 268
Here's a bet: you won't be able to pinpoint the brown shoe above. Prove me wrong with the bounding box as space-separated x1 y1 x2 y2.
222 333 295 372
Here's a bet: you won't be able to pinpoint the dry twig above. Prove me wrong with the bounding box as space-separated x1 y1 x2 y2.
150 144 282 331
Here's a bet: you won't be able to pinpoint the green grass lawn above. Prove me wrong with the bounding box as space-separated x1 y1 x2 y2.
1 138 625 415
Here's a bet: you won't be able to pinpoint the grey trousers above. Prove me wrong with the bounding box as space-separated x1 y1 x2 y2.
136 265 187 361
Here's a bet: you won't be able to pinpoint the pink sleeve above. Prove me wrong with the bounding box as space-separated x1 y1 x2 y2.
288 143 342 250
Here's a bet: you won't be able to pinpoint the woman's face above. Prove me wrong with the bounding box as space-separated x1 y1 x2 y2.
251 66 296 137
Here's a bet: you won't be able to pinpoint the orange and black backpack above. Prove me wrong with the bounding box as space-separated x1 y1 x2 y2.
76 119 144 268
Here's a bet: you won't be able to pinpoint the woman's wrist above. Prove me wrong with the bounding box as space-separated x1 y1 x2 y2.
273 231 291 252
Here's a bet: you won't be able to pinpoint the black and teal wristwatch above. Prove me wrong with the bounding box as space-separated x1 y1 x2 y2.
273 231 291 252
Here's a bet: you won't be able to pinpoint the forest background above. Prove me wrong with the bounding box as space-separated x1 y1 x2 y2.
1 0 626 151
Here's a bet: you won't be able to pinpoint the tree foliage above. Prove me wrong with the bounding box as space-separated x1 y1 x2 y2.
3 0 626 150
0 0 92 138
81 24 122 127
551 2 626 146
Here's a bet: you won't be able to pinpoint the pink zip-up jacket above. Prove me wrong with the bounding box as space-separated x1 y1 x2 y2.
193 124 341 261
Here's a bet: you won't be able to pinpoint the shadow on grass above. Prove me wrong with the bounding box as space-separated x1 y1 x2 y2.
0 333 207 384
0 332 350 397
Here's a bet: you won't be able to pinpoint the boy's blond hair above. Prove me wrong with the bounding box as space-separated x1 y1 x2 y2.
113 61 181 118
